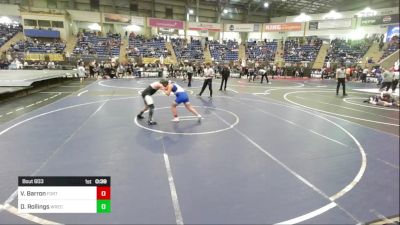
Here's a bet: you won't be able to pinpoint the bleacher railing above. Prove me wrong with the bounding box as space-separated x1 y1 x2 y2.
24 53 64 61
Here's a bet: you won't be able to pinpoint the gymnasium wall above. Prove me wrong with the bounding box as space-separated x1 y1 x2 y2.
0 2 398 43
20 12 70 40
22 0 270 23
0 4 19 16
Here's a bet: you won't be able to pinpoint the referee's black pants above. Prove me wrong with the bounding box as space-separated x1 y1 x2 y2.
336 78 346 95
220 76 228 90
199 79 213 97
261 73 269 83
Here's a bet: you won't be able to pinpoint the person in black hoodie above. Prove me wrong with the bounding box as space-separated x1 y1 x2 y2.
219 65 230 91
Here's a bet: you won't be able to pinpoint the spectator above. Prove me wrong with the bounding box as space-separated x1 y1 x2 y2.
380 68 394 92
219 64 230 91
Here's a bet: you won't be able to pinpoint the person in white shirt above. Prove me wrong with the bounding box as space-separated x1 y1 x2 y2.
362 68 368 83
336 65 347 96
259 67 270 84
197 64 214 98
77 62 86 85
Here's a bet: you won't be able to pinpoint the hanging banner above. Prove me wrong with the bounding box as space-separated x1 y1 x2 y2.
131 16 144 26
67 10 100 22
264 22 302 32
309 19 352 30
148 18 184 29
188 22 221 31
386 25 399 42
224 23 261 32
104 13 131 23
361 14 399 26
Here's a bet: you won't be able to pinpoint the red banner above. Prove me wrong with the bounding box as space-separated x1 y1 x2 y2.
265 23 302 32
148 18 184 29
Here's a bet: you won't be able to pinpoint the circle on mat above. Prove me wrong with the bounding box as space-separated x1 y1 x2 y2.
134 106 239 135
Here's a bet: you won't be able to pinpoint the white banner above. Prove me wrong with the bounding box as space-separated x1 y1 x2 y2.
188 22 221 31
317 19 352 29
131 16 144 26
224 23 261 32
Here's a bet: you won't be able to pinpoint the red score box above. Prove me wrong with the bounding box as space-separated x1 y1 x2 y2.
97 186 111 200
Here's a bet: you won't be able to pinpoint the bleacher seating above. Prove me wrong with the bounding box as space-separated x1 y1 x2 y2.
246 41 277 61
325 38 370 65
127 34 169 58
381 37 399 60
11 38 65 54
0 24 22 48
284 38 322 62
73 32 120 59
209 40 239 62
171 38 204 61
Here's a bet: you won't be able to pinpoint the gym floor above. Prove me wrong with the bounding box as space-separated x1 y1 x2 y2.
0 77 398 224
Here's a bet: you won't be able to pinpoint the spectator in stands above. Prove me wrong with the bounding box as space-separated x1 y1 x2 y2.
73 32 120 58
209 39 239 62
0 23 22 48
10 38 66 54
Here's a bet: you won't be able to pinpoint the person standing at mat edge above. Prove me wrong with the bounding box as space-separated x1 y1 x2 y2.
380 68 394 92
77 62 86 85
198 63 214 98
219 64 230 91
392 67 399 93
187 63 194 87
336 65 347 96
137 80 169 125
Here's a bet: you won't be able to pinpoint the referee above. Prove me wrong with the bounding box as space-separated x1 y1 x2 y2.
198 63 214 98
336 65 347 96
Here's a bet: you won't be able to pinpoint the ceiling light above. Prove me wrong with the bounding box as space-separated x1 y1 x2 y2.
223 9 228 14
294 13 311 22
357 7 377 17
323 10 342 20
188 9 194 15
264 2 269 8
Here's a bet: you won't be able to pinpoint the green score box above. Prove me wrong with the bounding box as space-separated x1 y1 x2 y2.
97 200 111 213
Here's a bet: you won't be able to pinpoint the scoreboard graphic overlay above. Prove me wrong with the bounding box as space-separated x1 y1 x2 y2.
18 176 111 213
